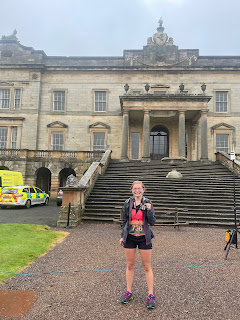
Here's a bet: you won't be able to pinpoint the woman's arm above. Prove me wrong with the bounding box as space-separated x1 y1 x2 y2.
145 200 156 226
120 200 129 238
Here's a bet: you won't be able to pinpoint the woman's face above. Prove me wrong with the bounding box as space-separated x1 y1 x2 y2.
132 183 145 198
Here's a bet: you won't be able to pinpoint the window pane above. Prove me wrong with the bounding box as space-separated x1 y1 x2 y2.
11 127 17 149
53 91 65 111
14 89 21 109
0 89 10 109
132 133 140 159
93 132 105 151
51 132 63 150
216 134 229 153
94 91 106 112
216 91 228 112
0 127 8 149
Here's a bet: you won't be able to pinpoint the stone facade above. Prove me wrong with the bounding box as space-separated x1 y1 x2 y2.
1 22 240 195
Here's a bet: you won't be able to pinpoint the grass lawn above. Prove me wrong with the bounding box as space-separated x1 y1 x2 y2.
0 224 69 282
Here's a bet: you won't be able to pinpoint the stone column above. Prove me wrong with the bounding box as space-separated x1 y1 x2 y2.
197 121 201 161
50 175 59 199
120 110 129 161
200 110 208 160
178 110 186 157
191 121 198 161
142 110 151 162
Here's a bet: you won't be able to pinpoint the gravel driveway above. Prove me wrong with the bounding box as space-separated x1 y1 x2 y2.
1 223 240 320
0 201 59 227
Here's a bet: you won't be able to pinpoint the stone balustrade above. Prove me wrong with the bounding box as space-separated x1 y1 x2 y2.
216 151 240 177
79 149 112 203
57 149 112 227
0 149 104 160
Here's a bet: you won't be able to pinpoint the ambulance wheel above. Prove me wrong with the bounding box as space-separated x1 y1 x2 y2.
25 199 31 209
44 197 49 205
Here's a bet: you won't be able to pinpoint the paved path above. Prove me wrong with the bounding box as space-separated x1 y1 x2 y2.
0 201 59 227
1 223 240 319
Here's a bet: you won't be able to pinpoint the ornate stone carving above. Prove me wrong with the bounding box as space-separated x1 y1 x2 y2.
147 18 174 47
1 50 13 57
166 37 174 46
1 29 18 41
32 73 38 80
153 30 168 45
65 174 79 187
147 37 154 46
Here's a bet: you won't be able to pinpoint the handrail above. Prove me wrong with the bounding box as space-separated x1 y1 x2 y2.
216 151 240 177
78 149 112 203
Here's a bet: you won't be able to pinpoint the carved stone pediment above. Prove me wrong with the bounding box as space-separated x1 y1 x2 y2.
89 122 110 129
47 121 68 128
211 123 235 131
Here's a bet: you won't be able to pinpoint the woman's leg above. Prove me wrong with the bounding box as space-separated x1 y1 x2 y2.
139 249 153 295
124 248 136 292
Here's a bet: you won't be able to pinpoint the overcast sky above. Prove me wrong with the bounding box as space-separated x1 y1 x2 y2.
1 0 240 57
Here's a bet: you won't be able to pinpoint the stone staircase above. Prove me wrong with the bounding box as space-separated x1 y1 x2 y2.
83 160 240 228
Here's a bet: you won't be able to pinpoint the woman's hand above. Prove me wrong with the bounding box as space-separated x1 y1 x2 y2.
119 238 124 246
145 203 151 210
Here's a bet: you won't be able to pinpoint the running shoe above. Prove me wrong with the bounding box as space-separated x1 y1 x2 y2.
147 294 156 309
121 291 132 304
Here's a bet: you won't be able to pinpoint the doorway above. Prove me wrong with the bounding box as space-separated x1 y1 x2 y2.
150 125 169 160
36 167 51 194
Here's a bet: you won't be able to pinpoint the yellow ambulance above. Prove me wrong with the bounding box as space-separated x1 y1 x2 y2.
0 186 49 208
0 170 23 189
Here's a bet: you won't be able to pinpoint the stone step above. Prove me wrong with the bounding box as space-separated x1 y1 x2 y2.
84 207 239 216
81 216 237 228
83 160 240 226
87 193 240 200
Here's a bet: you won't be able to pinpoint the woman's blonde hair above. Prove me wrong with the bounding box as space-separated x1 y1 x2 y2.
131 180 145 190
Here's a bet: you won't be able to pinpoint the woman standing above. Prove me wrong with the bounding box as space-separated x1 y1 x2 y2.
119 180 156 309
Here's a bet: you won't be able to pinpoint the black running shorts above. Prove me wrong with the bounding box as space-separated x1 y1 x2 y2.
124 234 152 250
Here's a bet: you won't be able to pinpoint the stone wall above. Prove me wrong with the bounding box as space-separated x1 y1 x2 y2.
0 149 103 198
1 37 240 164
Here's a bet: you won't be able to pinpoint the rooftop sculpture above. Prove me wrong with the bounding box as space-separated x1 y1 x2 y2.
1 29 18 41
147 18 174 46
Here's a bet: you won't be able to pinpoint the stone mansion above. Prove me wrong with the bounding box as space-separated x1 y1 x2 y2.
0 20 239 196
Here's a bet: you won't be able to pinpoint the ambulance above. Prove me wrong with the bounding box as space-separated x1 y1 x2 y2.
0 186 49 208
0 170 23 189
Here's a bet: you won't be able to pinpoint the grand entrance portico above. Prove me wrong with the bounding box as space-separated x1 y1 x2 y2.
120 93 212 162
